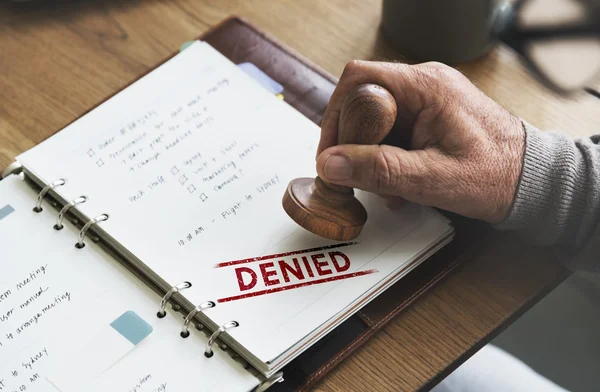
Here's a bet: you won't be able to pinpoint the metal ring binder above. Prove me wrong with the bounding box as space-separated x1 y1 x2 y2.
54 196 88 230
157 281 192 318
205 320 239 358
33 179 66 212
0 161 22 179
180 301 215 338
254 372 284 392
75 214 109 249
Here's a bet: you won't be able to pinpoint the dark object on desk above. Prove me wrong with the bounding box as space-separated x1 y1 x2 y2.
381 0 502 64
282 84 397 241
381 0 600 95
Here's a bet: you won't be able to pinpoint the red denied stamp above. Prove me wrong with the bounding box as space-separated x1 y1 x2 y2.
214 242 378 303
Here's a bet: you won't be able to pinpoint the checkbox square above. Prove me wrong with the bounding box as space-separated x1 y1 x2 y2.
187 184 196 194
171 165 179 175
87 148 95 157
179 175 188 185
199 193 208 202
96 158 104 167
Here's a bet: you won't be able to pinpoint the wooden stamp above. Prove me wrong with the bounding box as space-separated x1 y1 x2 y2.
282 84 398 241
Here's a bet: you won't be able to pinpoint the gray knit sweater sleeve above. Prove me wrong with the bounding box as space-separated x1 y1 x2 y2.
495 121 600 273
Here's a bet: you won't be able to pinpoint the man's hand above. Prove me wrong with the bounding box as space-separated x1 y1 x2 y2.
316 60 526 224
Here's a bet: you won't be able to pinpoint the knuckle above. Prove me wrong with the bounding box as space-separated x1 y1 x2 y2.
369 148 402 193
420 61 451 71
413 63 470 106
342 60 366 78
418 62 464 88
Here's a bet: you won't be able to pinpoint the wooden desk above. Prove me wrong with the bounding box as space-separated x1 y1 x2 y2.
1 1 598 391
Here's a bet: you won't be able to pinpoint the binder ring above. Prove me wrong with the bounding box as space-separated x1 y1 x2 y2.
205 320 239 358
180 301 215 338
157 281 192 318
255 372 284 392
54 196 88 230
33 179 66 212
75 214 109 249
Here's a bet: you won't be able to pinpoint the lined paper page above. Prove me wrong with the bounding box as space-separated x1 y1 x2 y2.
16 41 452 367
0 174 258 391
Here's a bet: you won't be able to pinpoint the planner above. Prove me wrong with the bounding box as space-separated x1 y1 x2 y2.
0 17 457 391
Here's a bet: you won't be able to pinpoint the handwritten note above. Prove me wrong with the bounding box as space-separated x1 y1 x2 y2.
0 174 259 392
85 83 217 176
126 374 167 392
78 70 277 219
0 210 103 392
0 260 79 362
0 347 49 392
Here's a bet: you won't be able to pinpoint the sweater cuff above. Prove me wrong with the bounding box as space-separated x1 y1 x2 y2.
494 120 587 246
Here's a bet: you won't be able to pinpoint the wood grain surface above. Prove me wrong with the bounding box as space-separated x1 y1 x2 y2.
1 1 597 391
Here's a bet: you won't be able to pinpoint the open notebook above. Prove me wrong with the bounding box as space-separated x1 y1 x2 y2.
1 40 453 389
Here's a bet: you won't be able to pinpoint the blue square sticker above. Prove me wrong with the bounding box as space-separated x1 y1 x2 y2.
110 311 153 345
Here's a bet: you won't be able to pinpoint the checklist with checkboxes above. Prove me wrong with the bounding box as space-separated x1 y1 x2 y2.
187 185 196 194
171 165 179 175
179 175 188 185
96 158 105 167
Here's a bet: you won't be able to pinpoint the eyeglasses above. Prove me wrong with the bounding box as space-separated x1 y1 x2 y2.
494 0 600 95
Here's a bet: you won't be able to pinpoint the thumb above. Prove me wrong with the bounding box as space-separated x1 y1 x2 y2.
316 144 432 199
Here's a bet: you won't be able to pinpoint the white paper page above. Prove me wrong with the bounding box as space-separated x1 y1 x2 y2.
209 193 452 365
263 211 454 368
16 41 452 366
0 174 258 392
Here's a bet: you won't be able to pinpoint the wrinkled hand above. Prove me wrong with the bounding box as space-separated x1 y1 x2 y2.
316 60 526 224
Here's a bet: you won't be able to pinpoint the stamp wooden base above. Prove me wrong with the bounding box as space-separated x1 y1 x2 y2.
282 176 367 241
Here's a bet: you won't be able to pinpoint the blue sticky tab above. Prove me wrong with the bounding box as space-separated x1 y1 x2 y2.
237 62 284 94
0 205 15 221
110 311 153 345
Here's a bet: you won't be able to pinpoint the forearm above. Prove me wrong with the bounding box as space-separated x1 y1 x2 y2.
495 121 600 273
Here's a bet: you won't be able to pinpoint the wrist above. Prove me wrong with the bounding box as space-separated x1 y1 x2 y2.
488 116 527 224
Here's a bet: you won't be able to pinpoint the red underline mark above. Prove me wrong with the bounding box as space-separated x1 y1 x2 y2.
215 241 357 268
216 269 378 303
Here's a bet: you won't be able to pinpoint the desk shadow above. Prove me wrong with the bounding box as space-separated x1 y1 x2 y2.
0 0 159 26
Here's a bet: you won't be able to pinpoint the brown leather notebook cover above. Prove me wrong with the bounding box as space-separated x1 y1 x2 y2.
196 16 485 391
